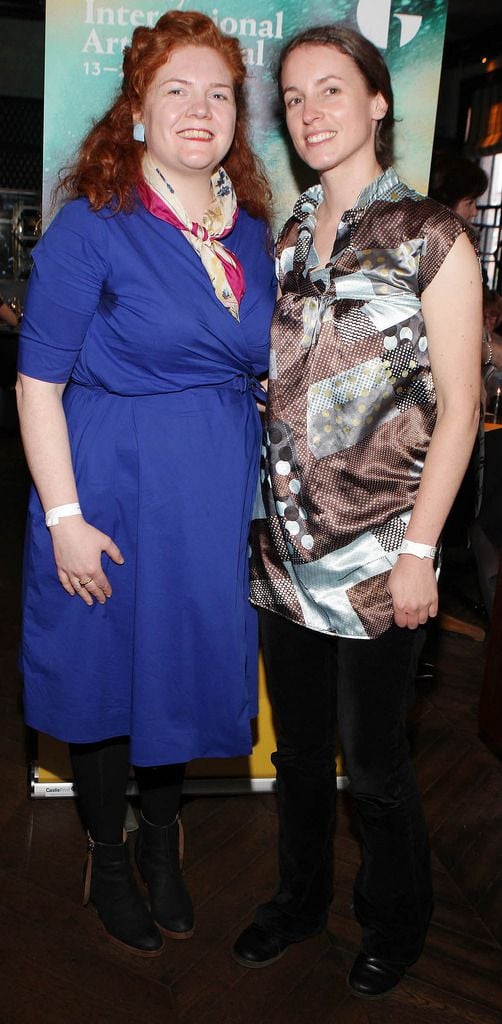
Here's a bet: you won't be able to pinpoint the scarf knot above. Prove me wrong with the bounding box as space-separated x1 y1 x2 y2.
139 153 245 320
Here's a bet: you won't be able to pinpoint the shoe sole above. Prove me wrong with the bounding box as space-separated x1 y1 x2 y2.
88 901 165 957
346 975 402 999
157 922 195 940
104 928 165 958
232 946 289 969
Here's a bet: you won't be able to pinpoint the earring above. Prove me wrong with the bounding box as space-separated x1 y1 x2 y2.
133 122 145 143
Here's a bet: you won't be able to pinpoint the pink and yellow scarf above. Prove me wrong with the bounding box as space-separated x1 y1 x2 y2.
138 152 245 320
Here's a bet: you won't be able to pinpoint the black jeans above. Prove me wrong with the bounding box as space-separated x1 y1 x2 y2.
255 610 432 965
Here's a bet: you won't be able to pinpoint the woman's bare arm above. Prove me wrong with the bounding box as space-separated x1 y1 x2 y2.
16 373 124 605
387 232 482 628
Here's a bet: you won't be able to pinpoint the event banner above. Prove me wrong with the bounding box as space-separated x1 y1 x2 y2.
43 0 448 226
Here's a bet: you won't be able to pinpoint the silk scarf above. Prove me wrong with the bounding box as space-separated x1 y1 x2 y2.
138 151 245 320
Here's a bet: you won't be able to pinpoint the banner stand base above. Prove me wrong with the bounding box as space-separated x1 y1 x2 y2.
29 761 349 798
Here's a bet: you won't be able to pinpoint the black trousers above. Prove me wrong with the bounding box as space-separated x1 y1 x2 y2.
255 610 432 965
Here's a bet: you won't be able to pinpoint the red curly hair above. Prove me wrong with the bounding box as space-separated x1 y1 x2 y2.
58 10 272 222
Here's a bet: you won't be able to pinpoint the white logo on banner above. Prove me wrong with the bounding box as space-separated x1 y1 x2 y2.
356 0 422 48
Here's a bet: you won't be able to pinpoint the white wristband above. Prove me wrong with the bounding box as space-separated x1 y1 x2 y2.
399 539 437 560
45 503 82 527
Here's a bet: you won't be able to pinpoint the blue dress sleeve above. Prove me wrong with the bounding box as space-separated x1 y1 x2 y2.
17 200 110 383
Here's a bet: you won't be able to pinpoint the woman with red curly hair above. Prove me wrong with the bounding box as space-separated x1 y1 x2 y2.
16 10 275 957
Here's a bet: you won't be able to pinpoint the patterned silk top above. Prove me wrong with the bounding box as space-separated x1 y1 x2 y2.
250 168 475 639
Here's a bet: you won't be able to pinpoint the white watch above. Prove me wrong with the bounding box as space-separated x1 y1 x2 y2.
399 539 437 560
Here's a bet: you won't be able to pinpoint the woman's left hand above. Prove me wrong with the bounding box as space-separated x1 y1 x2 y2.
387 555 439 629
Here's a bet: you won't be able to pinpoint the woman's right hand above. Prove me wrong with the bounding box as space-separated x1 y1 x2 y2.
49 517 125 606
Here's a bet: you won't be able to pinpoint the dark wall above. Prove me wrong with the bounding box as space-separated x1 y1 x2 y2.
0 19 44 191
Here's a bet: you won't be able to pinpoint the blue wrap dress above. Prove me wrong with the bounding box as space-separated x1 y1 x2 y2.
18 197 276 766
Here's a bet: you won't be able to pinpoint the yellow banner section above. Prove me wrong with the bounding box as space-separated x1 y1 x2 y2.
37 656 276 785
35 656 345 792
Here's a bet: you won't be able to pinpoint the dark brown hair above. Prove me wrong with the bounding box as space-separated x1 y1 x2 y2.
275 25 395 168
57 10 272 221
429 154 488 209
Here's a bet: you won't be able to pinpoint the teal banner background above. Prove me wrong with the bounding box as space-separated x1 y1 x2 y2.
44 0 448 226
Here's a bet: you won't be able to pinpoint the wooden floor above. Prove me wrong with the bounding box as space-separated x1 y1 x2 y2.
1 424 502 1024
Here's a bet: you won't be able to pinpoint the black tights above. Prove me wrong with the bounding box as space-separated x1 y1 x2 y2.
69 737 186 844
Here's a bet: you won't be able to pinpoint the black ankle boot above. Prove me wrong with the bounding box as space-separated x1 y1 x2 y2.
135 814 194 938
83 835 164 956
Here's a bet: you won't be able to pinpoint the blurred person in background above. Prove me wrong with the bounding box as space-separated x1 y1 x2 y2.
429 152 488 224
0 293 19 328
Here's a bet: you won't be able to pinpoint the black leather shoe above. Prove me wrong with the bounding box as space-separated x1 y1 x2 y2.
347 952 406 999
233 923 290 968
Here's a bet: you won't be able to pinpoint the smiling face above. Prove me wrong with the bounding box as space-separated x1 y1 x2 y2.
136 45 237 188
281 44 387 182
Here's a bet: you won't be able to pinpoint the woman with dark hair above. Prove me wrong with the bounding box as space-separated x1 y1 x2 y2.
429 152 488 223
16 10 275 957
233 25 481 998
